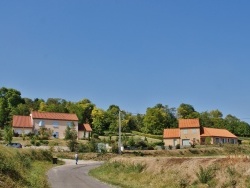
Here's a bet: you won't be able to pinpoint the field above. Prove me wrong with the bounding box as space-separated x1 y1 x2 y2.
90 156 250 188
2 133 250 188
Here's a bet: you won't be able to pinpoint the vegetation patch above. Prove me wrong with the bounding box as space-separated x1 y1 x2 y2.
0 145 54 188
90 157 250 188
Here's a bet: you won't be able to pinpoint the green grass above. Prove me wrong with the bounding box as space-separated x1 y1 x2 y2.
0 145 56 188
25 161 54 188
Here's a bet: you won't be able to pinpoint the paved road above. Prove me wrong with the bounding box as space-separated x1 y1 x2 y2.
47 159 114 188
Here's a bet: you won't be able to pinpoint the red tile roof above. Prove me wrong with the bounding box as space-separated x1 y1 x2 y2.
179 119 200 128
12 115 33 128
201 127 237 138
31 111 78 121
78 124 92 132
163 128 180 138
84 124 92 132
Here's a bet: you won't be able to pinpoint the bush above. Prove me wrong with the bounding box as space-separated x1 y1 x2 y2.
196 165 215 184
78 143 90 153
30 139 35 145
132 131 162 140
176 144 180 149
35 141 41 146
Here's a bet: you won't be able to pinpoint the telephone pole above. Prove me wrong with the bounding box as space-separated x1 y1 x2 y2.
118 110 122 154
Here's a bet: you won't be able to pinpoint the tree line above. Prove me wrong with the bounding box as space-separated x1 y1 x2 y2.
0 87 250 137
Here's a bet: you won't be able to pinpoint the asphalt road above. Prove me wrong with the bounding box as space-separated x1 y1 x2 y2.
47 159 114 188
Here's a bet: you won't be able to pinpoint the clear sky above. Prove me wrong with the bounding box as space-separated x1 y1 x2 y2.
1 1 250 122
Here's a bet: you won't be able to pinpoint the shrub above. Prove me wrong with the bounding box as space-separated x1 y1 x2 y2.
78 143 90 152
169 145 173 150
67 140 78 152
176 144 180 149
35 141 41 146
205 137 211 145
178 178 189 188
30 139 35 145
92 133 99 139
196 165 215 184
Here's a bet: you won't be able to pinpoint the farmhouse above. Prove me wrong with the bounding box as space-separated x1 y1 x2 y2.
12 111 79 139
163 119 238 147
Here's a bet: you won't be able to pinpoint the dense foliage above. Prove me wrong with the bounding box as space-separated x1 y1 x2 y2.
0 87 250 137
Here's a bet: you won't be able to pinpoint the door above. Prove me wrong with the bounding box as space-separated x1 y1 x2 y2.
182 139 190 146
173 139 177 146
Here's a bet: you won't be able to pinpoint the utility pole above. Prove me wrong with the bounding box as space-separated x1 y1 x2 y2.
118 110 122 154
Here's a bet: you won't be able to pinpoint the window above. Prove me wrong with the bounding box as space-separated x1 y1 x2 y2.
215 138 220 144
53 132 59 138
53 121 59 128
192 129 197 134
67 122 72 127
183 129 188 134
39 120 45 127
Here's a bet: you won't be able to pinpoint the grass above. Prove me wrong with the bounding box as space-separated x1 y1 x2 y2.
90 156 250 188
0 145 57 188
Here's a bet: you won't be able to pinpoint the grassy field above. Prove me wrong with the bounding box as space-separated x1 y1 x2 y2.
2 133 250 187
90 156 250 188
90 144 250 188
0 145 61 188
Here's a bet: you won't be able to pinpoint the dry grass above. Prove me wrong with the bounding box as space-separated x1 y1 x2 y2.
91 156 250 188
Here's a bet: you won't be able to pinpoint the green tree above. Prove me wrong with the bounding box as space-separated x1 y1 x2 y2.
11 103 30 116
106 105 120 133
4 125 13 144
39 98 68 113
0 98 8 127
199 111 213 127
177 103 199 119
76 99 95 124
0 87 24 127
91 107 106 135
122 113 137 133
64 122 78 152
142 105 169 134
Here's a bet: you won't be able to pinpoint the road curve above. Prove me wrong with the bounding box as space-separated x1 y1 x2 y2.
47 159 114 188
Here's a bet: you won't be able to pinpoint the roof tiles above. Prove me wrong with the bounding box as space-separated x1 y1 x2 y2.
12 115 33 128
178 119 200 128
163 128 180 138
78 124 92 132
201 127 237 138
31 111 78 121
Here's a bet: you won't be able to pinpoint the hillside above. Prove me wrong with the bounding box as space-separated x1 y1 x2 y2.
91 155 250 188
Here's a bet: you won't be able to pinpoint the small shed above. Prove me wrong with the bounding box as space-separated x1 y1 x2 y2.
78 123 92 139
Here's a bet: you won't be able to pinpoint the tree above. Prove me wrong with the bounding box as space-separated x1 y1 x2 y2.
0 87 24 127
4 125 13 144
106 105 120 133
224 114 240 134
39 98 68 113
11 103 30 116
0 98 8 127
91 107 106 135
122 113 137 133
142 105 169 134
76 99 95 124
199 111 213 127
177 103 199 119
64 122 78 152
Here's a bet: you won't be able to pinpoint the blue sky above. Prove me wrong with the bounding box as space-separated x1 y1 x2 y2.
1 1 250 122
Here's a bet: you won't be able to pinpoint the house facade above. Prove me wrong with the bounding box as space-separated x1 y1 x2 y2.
13 111 79 139
163 119 238 147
